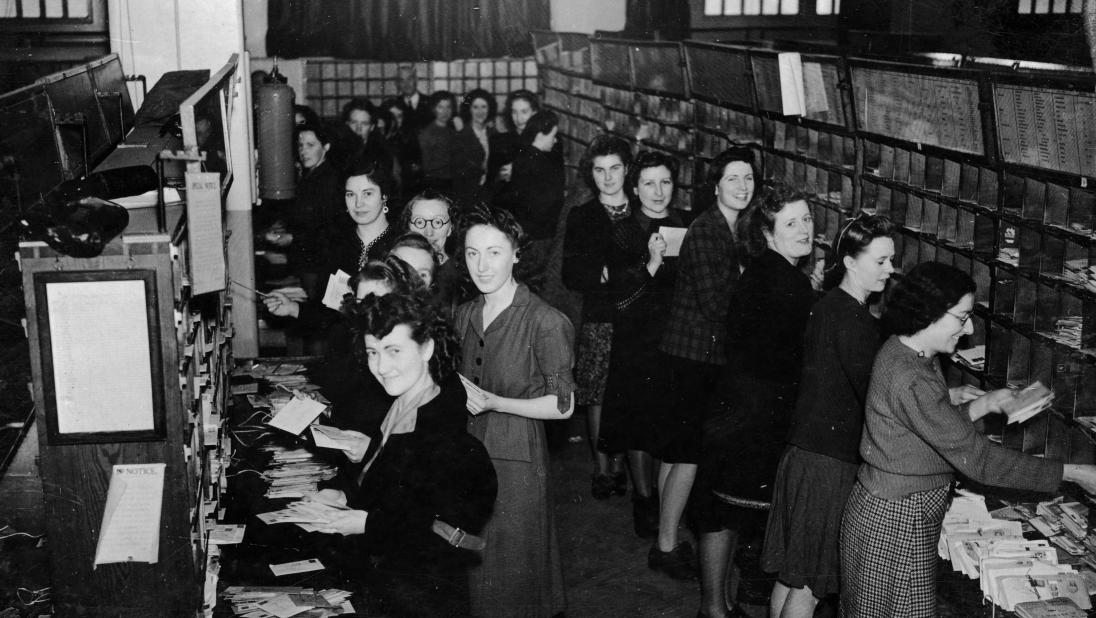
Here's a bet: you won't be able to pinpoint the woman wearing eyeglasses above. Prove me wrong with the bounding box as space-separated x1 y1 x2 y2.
400 190 474 317
840 261 1096 617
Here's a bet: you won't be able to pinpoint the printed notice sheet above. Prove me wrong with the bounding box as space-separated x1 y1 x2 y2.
94 463 166 566
46 279 155 434
186 172 227 295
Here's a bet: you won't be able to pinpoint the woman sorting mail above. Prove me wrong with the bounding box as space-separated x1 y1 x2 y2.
306 290 497 618
839 261 1096 617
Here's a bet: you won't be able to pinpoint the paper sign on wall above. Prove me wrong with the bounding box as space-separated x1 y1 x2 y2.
94 463 166 566
186 171 226 295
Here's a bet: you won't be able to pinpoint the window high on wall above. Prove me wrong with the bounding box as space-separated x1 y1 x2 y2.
703 0 842 15
1017 0 1084 13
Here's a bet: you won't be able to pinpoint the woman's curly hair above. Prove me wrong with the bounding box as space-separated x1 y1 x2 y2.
740 182 813 258
883 261 975 336
346 290 459 385
626 150 679 202
579 134 633 194
344 255 425 307
456 201 533 282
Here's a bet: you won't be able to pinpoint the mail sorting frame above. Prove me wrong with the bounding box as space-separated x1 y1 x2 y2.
533 30 1096 465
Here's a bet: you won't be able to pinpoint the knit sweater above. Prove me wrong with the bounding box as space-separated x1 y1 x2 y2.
858 335 1063 499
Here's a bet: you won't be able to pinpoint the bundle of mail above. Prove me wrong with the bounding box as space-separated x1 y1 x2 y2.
259 446 336 499
953 345 985 372
938 491 1094 613
221 586 354 617
1003 381 1055 425
1060 259 1096 294
257 499 350 533
241 361 313 390
1051 317 1084 350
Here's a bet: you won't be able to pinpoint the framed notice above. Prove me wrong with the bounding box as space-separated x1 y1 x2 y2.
851 65 984 156
33 270 165 444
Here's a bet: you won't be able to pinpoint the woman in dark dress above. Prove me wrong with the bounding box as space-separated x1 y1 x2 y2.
259 124 342 291
309 291 497 618
452 88 497 208
562 134 633 500
381 97 421 199
599 150 691 538
695 184 821 618
263 161 400 357
417 90 459 192
760 214 896 617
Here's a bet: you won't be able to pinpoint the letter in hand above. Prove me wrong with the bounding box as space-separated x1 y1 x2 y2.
314 509 368 536
459 373 495 416
648 233 667 260
334 429 372 463
306 488 348 508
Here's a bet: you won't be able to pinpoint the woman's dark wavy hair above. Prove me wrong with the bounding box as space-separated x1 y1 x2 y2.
345 255 425 304
822 214 896 291
389 232 440 278
295 123 331 146
341 97 377 123
460 88 498 124
502 89 540 133
579 134 633 194
456 201 531 281
344 158 395 202
520 110 558 146
706 146 756 187
428 90 457 121
740 182 813 258
294 104 320 127
348 291 459 385
626 150 679 202
882 261 976 336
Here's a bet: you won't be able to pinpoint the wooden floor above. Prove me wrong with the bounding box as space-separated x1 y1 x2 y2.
548 417 699 618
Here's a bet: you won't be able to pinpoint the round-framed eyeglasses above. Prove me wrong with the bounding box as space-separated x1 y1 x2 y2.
410 217 450 230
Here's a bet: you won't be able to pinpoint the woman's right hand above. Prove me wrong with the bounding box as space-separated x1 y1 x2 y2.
306 488 348 508
497 163 513 183
647 232 667 273
336 430 372 463
262 292 301 318
1063 464 1096 495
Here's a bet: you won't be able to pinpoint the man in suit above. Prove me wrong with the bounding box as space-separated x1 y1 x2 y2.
397 65 433 130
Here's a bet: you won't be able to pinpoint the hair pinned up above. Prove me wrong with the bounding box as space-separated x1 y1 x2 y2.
822 214 896 290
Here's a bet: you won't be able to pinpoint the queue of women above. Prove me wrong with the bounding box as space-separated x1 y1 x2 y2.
253 82 1096 618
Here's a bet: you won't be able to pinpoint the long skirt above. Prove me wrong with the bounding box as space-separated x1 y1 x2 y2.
760 446 858 598
468 442 566 617
839 481 950 617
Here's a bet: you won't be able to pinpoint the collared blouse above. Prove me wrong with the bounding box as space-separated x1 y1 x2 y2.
454 284 576 462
